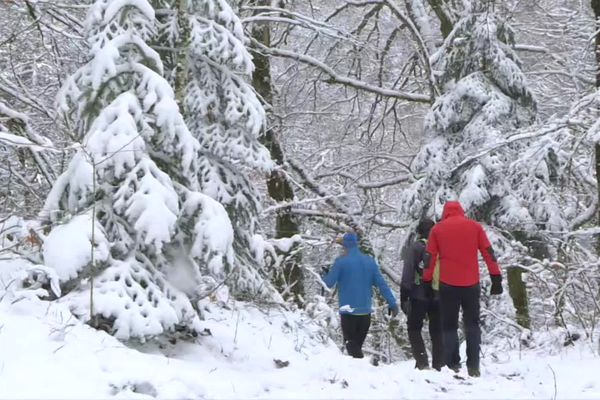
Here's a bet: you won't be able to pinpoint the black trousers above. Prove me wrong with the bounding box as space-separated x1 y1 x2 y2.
439 283 481 370
340 314 371 358
407 298 444 370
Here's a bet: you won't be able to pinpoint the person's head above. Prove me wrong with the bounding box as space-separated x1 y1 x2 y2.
416 218 435 239
343 232 359 249
337 232 359 251
441 201 465 220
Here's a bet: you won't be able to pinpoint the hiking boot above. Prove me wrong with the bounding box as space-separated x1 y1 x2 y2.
414 353 430 370
352 348 364 359
468 368 480 377
345 341 363 358
415 361 430 370
448 364 461 373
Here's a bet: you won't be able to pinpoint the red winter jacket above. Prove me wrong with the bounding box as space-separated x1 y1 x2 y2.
423 201 501 287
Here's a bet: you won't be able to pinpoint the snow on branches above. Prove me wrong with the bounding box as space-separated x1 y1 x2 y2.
399 5 540 229
41 0 277 340
154 0 276 296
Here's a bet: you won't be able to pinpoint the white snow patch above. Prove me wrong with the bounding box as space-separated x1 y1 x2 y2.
43 213 110 282
339 305 355 313
0 292 599 399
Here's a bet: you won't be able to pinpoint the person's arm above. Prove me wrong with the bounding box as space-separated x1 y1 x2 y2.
422 229 439 282
477 225 501 276
400 244 418 301
477 225 503 295
373 260 397 309
322 259 342 289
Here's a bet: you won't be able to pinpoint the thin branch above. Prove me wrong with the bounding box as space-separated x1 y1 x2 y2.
262 194 349 214
250 39 431 103
451 122 570 176
383 0 439 98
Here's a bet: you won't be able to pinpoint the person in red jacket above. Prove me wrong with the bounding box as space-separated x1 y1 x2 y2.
423 201 503 377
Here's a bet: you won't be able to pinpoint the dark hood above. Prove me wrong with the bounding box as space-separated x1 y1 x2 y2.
416 218 435 238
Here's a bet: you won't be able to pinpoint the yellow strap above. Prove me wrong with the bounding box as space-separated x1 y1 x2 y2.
432 259 441 291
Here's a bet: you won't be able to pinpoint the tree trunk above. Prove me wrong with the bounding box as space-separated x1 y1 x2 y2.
592 0 600 256
593 0 600 87
478 198 532 329
507 231 536 330
249 1 304 305
507 267 530 329
426 0 454 38
591 3 600 347
174 0 190 105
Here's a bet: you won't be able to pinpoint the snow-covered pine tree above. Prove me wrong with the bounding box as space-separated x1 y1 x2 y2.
401 0 596 246
40 0 270 340
153 0 276 297
398 1 540 331
403 0 587 235
400 1 538 226
399 0 596 333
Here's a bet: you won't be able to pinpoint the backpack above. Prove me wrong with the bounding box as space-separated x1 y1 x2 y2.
414 238 440 291
414 238 428 286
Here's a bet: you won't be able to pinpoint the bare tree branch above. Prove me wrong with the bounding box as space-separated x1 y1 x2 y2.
251 39 431 102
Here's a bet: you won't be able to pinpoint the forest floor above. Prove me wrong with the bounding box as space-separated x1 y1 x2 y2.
1 293 599 399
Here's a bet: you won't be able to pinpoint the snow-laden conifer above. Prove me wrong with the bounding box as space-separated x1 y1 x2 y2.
41 0 276 339
153 0 276 296
399 3 542 230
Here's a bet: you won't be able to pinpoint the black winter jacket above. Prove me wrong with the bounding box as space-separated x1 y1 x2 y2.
401 239 430 301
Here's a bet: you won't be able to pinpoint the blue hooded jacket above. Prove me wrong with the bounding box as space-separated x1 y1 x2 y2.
323 233 398 315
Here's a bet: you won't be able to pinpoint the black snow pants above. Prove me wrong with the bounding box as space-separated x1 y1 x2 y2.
439 283 481 370
340 314 371 358
407 298 444 370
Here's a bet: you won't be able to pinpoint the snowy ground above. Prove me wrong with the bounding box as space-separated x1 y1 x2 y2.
1 293 599 400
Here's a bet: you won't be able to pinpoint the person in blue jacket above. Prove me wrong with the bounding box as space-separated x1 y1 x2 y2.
322 232 399 358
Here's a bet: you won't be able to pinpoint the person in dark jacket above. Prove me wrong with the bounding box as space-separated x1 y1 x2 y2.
423 201 503 377
323 232 399 359
400 218 443 370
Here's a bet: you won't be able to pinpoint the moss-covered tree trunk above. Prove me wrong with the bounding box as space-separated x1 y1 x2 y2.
249 0 304 305
506 232 535 329
478 200 532 329
507 267 530 329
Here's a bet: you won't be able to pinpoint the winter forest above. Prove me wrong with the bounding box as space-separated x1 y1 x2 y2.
1 0 600 398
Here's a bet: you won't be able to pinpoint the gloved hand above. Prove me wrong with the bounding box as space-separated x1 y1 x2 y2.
400 300 410 316
388 305 399 317
400 288 409 303
400 287 410 315
423 282 436 300
490 274 503 295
